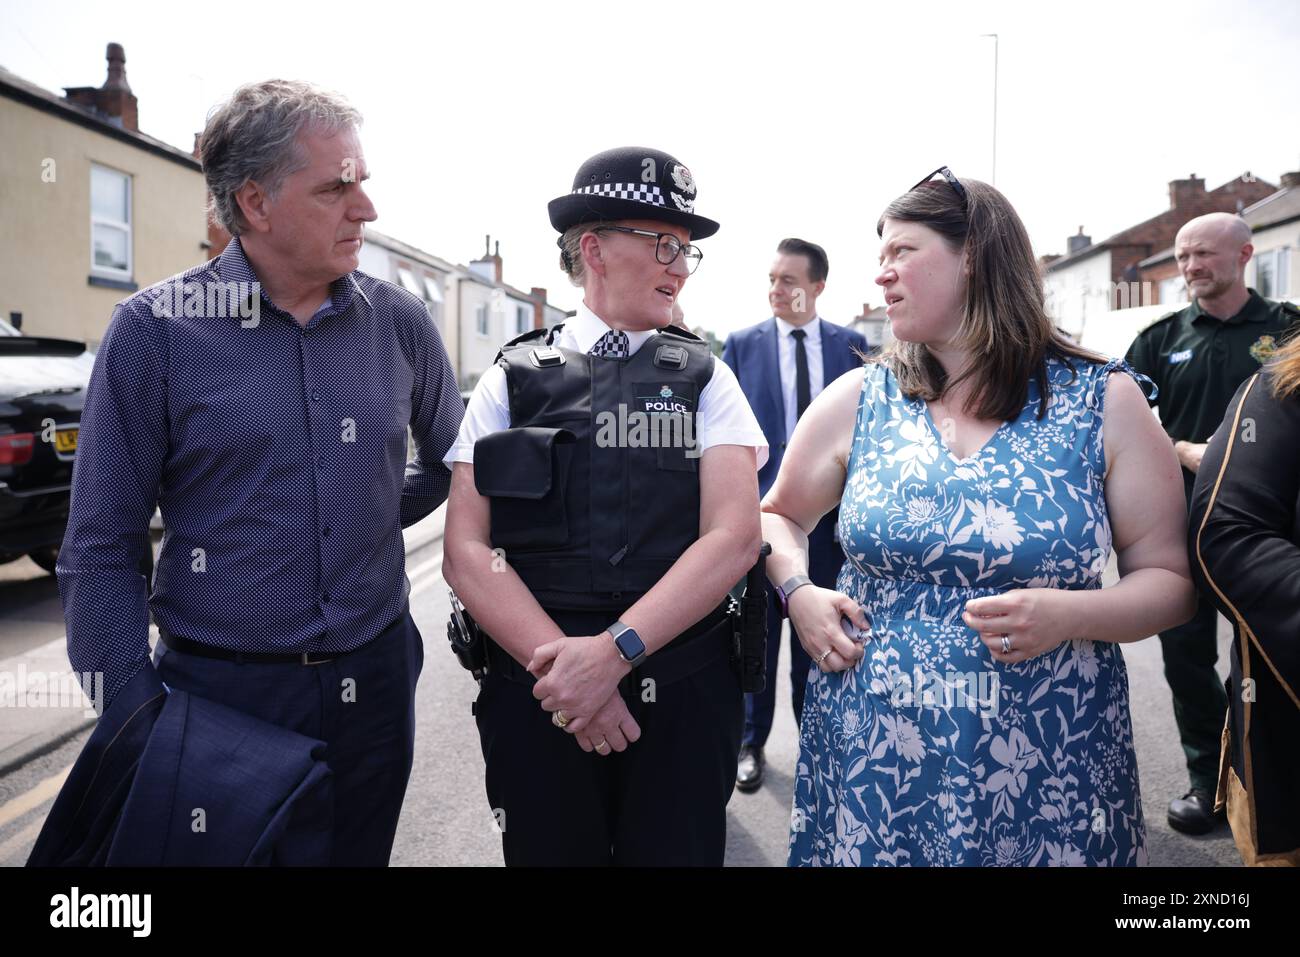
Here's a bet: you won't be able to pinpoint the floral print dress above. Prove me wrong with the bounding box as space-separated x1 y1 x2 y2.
788 356 1154 867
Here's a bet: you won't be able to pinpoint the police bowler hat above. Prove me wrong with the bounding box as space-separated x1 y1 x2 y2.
548 146 720 240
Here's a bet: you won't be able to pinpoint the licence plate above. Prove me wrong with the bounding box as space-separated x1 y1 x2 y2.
55 427 79 454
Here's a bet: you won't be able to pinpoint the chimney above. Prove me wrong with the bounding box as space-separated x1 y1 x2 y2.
1281 171 1300 190
64 43 139 132
1168 174 1206 210
1067 226 1091 255
530 287 548 330
470 234 504 284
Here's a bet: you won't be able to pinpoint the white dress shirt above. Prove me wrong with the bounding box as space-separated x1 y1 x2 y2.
774 315 825 443
445 302 768 468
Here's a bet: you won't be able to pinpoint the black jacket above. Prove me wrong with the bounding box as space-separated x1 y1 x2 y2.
1189 368 1300 863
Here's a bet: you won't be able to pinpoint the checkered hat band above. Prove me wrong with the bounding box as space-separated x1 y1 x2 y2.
572 183 665 206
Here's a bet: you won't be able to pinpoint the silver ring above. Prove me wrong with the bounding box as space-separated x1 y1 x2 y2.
999 634 1012 654
816 648 833 664
594 739 610 753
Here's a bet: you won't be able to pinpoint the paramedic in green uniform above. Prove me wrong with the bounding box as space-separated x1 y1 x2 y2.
1124 211 1300 835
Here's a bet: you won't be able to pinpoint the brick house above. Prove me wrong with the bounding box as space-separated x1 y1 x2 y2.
1041 173 1277 338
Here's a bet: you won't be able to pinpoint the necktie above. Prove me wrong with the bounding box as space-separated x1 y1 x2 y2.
792 328 811 418
589 329 630 359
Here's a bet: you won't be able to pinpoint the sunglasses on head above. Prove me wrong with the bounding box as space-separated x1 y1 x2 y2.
910 166 967 204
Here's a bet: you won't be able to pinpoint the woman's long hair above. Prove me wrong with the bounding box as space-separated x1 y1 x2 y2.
1269 333 1300 399
874 177 1104 421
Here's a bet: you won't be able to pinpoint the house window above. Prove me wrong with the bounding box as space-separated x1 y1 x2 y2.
516 304 531 336
397 265 423 298
90 164 132 278
1158 275 1187 306
1253 248 1290 298
475 303 489 337
423 274 444 330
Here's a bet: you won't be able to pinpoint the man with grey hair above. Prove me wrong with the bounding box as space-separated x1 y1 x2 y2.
58 79 463 864
1125 211 1300 835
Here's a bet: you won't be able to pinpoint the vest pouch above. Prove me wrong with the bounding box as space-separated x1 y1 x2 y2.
655 416 700 473
474 426 576 549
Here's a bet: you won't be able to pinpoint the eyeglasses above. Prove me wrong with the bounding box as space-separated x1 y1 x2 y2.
593 226 703 275
910 166 967 204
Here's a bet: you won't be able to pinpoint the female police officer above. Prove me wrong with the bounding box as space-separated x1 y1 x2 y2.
442 147 767 866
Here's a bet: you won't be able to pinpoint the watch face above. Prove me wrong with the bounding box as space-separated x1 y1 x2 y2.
615 629 645 661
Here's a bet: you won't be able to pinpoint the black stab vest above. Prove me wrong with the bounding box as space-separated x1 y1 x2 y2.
479 325 715 612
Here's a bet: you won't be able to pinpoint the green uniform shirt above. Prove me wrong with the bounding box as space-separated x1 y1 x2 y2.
1124 289 1300 444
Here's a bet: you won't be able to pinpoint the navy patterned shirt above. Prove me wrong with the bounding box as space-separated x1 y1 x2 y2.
58 237 462 710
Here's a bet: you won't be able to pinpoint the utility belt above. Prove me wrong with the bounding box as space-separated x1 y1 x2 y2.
447 544 770 693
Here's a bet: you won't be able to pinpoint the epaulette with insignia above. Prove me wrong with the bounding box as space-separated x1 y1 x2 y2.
495 323 565 363
1135 309 1181 339
655 324 704 343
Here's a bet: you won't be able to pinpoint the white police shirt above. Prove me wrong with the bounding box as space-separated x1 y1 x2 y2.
445 302 768 468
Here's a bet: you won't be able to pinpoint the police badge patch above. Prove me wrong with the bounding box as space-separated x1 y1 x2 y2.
635 384 695 416
669 162 696 213
1250 334 1278 363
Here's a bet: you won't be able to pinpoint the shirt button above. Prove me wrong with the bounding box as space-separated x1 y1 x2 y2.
321 593 330 604
322 526 331 537
318 456 325 468
312 391 321 402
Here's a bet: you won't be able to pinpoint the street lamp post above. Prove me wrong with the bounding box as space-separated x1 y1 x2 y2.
980 33 998 186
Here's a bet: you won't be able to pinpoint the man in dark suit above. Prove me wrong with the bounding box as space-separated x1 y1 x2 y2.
722 238 869 792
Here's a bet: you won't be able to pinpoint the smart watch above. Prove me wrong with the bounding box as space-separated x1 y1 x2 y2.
776 575 814 619
607 620 646 666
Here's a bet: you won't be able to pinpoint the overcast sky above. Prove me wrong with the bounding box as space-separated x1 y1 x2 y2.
4 0 1298 338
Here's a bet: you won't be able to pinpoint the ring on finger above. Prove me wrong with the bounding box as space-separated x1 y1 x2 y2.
552 710 570 728
999 634 1012 655
816 647 833 665
594 739 610 753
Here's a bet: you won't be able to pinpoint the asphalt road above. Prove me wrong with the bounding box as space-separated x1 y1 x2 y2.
0 540 1240 867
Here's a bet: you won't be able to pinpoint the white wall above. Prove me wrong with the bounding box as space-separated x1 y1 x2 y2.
1044 251 1113 339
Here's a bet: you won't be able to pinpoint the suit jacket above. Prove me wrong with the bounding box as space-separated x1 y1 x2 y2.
28 665 333 866
723 317 869 583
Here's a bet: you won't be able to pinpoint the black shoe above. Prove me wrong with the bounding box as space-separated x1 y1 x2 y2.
1167 788 1225 835
736 745 764 793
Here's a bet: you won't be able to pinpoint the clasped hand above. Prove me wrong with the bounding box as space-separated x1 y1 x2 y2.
787 586 870 673
962 588 1074 663
528 634 639 755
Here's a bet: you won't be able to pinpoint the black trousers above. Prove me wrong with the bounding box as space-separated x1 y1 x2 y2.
474 610 744 866
1160 469 1229 794
154 609 424 866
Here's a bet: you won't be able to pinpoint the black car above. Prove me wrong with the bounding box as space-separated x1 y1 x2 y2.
0 317 97 573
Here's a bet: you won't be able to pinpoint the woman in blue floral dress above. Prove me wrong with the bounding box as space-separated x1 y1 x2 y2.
761 170 1198 866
